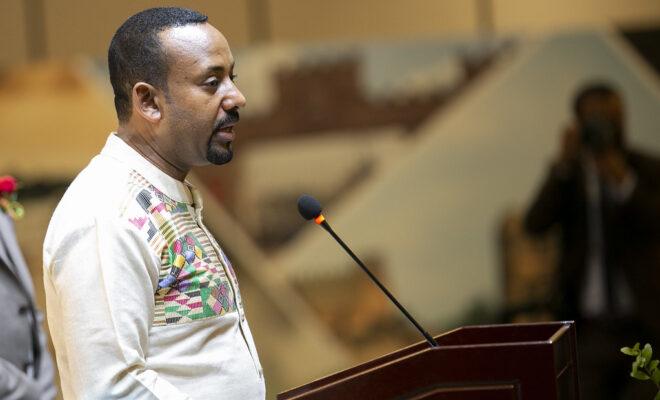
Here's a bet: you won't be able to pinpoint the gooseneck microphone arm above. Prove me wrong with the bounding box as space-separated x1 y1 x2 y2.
318 219 439 348
297 194 439 348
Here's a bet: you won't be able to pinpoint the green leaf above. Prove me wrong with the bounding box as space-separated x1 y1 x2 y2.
633 359 641 374
631 370 650 380
642 344 653 361
652 368 660 386
649 359 659 373
654 391 660 400
622 347 638 356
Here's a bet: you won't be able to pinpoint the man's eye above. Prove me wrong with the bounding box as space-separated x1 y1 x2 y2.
205 78 219 87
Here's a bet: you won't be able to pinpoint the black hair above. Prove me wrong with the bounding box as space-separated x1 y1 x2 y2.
572 81 620 119
108 7 208 122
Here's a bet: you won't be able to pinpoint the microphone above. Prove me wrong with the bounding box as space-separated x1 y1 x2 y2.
297 194 439 348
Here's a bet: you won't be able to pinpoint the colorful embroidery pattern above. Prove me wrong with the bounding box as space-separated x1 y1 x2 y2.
125 172 239 327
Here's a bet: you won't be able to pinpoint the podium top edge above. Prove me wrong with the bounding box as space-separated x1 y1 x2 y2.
277 321 575 399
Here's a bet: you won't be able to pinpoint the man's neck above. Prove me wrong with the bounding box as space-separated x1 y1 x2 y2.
116 126 188 182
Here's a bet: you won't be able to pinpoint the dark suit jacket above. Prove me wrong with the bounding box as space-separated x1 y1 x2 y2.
0 212 56 400
524 150 660 340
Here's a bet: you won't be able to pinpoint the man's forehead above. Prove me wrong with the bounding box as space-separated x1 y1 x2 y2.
159 23 233 67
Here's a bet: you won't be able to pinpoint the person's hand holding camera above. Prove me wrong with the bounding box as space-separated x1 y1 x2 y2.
554 117 633 192
580 115 633 188
553 122 582 178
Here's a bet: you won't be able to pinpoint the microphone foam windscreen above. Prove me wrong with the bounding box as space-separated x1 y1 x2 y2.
297 194 322 220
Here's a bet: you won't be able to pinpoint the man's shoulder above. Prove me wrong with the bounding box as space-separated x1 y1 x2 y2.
46 155 158 240
44 155 169 269
57 157 132 215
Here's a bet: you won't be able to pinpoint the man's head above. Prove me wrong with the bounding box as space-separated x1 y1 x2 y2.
109 7 246 175
572 82 625 152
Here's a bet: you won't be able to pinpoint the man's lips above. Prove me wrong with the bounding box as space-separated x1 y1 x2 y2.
213 108 240 142
214 125 235 142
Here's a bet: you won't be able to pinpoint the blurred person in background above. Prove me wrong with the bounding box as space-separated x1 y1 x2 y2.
43 7 264 399
0 176 57 400
525 82 660 400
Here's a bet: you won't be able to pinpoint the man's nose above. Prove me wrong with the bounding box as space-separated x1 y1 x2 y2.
222 85 246 110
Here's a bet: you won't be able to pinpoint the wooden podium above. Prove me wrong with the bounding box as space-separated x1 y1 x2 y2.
277 321 579 400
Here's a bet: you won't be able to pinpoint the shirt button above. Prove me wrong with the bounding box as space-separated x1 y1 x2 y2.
18 305 30 315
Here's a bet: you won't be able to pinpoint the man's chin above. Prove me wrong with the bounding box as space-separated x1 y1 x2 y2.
206 147 233 165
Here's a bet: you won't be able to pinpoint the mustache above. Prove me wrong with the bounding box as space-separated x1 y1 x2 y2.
214 108 240 131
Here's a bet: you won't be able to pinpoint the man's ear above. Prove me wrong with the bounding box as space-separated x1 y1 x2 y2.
132 82 163 122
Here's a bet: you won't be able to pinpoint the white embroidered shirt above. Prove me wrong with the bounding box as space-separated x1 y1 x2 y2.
43 134 265 399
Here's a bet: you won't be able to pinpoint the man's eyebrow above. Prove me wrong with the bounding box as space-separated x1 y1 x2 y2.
205 62 235 74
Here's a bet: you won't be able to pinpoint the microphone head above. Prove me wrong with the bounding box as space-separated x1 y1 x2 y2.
297 194 323 220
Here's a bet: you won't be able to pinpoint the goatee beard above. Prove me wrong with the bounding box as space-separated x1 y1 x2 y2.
207 143 233 165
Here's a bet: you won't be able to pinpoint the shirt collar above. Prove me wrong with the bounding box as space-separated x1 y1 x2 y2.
100 133 197 205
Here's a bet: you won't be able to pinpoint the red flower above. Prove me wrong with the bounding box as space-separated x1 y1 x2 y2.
0 176 18 194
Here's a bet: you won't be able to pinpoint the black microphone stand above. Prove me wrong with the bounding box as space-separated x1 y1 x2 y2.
318 219 439 348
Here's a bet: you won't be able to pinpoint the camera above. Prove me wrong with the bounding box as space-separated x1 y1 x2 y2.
580 116 621 153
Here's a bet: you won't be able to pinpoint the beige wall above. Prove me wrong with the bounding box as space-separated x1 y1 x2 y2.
0 0 29 66
268 0 478 41
42 0 251 59
0 0 252 66
493 0 660 32
1 0 659 68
